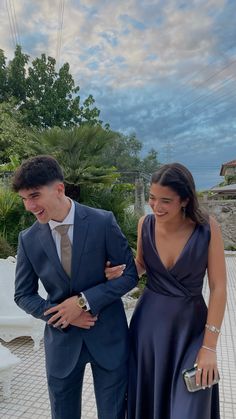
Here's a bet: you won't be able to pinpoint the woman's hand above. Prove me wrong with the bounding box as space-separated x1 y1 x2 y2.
105 261 126 280
195 347 219 388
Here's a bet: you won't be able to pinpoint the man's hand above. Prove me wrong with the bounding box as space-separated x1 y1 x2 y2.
70 311 98 329
44 296 82 328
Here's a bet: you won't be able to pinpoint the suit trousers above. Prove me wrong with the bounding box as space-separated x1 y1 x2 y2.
47 342 128 419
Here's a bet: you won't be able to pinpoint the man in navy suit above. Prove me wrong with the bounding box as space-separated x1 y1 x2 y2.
13 155 138 419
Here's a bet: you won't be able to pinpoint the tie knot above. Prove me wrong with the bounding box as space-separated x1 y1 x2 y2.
54 225 70 236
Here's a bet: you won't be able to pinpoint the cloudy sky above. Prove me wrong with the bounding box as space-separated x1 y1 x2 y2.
0 0 236 189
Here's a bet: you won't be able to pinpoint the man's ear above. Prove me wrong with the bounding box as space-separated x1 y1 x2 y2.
56 182 65 196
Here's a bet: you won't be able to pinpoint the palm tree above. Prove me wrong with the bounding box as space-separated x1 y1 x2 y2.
27 125 119 200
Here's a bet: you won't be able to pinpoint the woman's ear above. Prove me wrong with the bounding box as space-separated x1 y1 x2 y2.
182 197 189 207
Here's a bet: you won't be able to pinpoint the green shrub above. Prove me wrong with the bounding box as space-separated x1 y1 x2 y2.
119 210 139 252
225 245 236 251
80 183 138 249
0 234 15 258
0 184 34 252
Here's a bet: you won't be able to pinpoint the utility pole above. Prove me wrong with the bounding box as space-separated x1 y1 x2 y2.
164 141 174 163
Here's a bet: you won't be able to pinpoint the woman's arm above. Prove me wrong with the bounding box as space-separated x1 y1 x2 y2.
203 216 227 347
195 216 227 387
135 215 146 277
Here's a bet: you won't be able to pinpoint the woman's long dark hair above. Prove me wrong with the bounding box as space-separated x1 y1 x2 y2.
151 163 208 224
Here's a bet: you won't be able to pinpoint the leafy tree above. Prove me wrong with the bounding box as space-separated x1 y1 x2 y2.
24 55 84 127
99 133 160 182
0 49 8 102
99 133 141 179
0 101 35 163
77 94 102 126
140 148 160 176
1 45 102 129
225 174 236 185
7 45 29 102
24 53 102 128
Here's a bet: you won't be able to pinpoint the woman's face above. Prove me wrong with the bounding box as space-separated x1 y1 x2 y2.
148 183 188 222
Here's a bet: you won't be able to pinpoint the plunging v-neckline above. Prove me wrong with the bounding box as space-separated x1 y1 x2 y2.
152 216 198 272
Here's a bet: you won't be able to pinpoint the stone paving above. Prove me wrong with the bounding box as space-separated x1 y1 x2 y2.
0 253 235 419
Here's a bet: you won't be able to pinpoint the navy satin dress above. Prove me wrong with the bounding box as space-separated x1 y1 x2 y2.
128 215 220 419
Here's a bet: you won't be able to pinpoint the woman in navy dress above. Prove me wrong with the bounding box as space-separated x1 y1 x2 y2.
106 163 227 419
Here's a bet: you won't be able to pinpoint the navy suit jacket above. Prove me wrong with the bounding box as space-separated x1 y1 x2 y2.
14 202 138 378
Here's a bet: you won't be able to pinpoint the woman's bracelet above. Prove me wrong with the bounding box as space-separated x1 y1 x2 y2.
205 323 220 334
201 345 217 353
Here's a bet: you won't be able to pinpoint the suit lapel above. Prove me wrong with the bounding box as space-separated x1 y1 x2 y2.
38 223 69 282
71 202 89 282
38 202 89 286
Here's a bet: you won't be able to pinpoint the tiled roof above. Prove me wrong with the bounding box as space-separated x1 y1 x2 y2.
211 183 236 193
222 159 236 166
220 159 236 175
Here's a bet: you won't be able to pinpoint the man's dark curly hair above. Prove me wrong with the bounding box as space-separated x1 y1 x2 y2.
12 155 64 192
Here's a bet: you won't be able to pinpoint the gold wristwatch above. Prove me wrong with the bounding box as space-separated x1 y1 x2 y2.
76 294 88 311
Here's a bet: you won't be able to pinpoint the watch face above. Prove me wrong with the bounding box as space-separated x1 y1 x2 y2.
78 297 85 307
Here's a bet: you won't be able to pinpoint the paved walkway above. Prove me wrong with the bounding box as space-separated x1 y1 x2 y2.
0 254 235 419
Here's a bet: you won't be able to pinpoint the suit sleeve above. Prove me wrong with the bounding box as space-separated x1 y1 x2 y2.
14 232 55 322
83 212 138 314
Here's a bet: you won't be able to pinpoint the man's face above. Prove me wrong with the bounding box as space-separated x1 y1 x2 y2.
18 182 65 224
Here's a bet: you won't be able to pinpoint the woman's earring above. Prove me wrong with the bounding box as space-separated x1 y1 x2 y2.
182 206 186 219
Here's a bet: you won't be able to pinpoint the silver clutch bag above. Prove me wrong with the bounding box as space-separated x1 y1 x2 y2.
182 365 220 392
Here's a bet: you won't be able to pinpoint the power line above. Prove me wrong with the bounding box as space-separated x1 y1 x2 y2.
180 41 236 94
193 89 236 115
56 0 65 70
11 0 21 45
149 66 236 144
183 57 236 111
145 65 236 142
182 73 236 112
162 21 236 95
152 81 236 142
7 0 20 45
5 0 17 47
180 88 236 130
158 46 236 134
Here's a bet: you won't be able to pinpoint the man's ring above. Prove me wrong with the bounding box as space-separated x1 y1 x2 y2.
197 368 202 372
